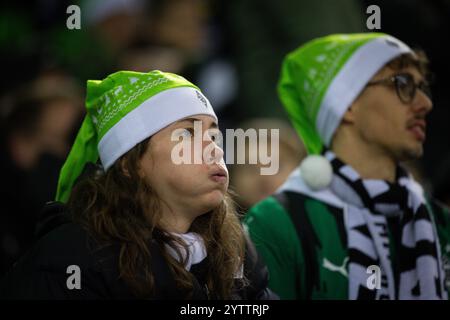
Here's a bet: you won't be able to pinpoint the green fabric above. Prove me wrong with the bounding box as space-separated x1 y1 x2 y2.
244 194 349 299
85 70 199 140
244 196 305 299
55 116 98 203
278 33 386 154
428 199 450 288
245 192 450 299
55 70 199 203
304 199 348 299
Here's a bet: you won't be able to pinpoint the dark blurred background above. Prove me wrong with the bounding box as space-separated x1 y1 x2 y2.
1 0 449 276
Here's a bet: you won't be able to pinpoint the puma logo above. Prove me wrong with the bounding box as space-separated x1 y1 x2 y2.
323 257 349 278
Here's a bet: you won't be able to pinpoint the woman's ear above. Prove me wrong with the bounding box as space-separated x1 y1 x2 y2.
120 157 131 178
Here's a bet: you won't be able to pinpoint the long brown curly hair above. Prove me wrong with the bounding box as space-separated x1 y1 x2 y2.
67 137 246 299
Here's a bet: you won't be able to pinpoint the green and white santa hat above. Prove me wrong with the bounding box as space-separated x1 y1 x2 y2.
278 33 414 190
278 32 414 155
55 70 217 203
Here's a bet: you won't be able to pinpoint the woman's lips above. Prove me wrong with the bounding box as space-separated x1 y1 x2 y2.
209 167 228 184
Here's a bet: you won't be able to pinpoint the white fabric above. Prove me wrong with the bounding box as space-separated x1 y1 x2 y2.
98 87 217 170
363 180 390 198
277 166 344 209
166 232 244 279
166 232 207 271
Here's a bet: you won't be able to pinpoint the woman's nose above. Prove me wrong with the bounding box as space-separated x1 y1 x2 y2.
202 134 224 164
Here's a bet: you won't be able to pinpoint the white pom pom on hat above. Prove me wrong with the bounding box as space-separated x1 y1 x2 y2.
299 155 333 191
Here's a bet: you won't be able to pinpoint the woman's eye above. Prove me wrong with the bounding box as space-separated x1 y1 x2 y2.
208 129 220 142
179 128 194 138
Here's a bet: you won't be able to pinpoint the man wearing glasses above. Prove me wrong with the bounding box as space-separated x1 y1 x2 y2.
244 33 450 300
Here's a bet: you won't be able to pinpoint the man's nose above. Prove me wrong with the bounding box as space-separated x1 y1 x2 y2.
413 89 433 115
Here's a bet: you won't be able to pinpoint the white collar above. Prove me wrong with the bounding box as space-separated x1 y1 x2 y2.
165 232 207 271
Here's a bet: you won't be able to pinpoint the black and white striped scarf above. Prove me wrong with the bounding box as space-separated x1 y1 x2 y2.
325 151 447 300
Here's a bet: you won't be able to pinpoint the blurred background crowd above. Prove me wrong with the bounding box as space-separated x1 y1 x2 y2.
1 0 450 276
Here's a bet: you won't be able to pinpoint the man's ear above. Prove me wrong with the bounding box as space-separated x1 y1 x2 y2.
341 103 357 124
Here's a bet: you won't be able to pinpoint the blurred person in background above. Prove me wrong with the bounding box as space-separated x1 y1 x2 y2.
117 0 210 76
83 0 145 54
229 118 306 210
224 0 365 122
0 70 83 276
244 33 450 299
118 0 238 125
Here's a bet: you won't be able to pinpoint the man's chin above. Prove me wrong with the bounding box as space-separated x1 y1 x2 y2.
398 144 424 162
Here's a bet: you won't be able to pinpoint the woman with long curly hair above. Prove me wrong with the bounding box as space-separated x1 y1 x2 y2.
0 70 276 300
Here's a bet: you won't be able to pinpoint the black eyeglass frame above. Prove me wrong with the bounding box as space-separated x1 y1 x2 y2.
366 73 431 104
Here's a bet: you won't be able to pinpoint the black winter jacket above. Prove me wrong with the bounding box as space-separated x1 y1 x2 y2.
0 202 277 300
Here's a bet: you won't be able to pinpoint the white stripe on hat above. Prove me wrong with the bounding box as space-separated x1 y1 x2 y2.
316 36 413 147
98 86 217 170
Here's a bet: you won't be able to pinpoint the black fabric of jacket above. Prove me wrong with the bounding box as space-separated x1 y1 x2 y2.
0 202 277 300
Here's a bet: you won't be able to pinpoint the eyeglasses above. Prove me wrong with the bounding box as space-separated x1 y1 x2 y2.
366 73 431 104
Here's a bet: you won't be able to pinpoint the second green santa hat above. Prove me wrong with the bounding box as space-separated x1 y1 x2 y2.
278 33 414 155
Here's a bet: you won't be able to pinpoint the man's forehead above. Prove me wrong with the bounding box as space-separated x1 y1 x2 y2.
372 65 424 81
